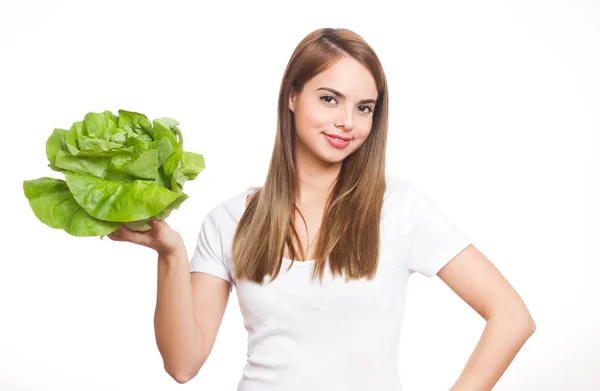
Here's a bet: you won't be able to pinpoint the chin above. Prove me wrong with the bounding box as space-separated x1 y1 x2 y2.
317 149 353 165
320 156 346 165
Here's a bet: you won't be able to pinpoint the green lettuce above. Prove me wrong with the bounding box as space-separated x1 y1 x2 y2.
23 109 205 236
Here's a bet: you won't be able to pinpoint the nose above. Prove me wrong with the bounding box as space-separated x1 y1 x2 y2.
334 103 354 131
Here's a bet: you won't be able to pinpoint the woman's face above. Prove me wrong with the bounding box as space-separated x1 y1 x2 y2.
289 56 378 166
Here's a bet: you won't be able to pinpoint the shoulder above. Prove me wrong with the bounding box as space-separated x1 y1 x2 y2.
382 175 427 223
384 175 417 203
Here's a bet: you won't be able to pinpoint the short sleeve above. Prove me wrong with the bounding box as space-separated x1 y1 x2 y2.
405 182 471 278
190 204 234 289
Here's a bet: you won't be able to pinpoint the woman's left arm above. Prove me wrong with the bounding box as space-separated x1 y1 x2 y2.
436 244 536 391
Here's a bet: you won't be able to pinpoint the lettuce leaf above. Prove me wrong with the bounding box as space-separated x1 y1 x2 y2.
23 177 120 236
64 171 187 223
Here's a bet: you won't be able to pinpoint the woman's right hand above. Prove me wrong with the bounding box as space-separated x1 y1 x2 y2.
107 219 186 258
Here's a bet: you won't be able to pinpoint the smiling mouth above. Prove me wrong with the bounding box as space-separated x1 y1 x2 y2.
323 132 352 142
323 133 352 148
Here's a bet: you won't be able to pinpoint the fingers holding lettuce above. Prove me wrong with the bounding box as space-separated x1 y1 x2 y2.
23 109 205 238
107 219 185 257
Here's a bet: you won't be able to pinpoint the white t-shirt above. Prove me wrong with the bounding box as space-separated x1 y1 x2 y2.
190 175 471 391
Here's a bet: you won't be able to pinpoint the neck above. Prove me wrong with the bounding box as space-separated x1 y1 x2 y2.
294 156 341 206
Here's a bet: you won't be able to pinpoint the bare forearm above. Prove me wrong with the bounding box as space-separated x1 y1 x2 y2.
154 249 204 382
450 314 536 391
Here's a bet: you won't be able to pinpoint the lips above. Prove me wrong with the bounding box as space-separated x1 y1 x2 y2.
323 132 352 141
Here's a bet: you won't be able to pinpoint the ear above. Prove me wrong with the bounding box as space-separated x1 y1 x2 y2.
289 89 296 113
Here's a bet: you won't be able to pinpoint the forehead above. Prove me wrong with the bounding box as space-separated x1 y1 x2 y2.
306 57 378 100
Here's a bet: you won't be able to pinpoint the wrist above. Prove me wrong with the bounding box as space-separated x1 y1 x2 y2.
158 246 188 264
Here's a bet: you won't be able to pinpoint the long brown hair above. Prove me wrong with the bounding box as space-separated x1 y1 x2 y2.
232 28 389 285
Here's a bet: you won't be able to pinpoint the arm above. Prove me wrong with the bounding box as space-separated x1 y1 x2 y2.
154 249 204 383
437 244 536 391
108 220 231 384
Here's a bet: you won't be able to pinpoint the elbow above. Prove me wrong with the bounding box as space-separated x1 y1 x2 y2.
173 373 194 385
171 374 190 385
169 369 198 385
515 305 536 336
165 363 201 385
513 313 537 339
524 315 536 335
489 305 536 336
161 342 207 384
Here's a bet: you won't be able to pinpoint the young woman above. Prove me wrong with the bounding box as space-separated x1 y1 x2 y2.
108 28 536 391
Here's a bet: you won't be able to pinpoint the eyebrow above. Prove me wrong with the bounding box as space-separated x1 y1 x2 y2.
316 87 377 105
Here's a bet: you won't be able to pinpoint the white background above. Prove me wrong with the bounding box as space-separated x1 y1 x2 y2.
1 0 597 390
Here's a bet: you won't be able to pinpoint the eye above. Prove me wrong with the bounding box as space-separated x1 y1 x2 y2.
320 96 374 114
358 105 374 114
320 95 338 104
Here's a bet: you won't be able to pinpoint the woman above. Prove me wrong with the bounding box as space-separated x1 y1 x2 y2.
108 28 536 390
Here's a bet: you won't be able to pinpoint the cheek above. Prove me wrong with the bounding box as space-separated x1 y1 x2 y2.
349 122 373 149
296 101 331 130
355 120 373 139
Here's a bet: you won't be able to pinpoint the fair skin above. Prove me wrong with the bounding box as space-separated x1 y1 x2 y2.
288 55 378 260
109 55 535 389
